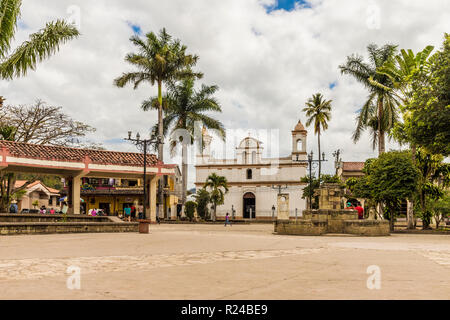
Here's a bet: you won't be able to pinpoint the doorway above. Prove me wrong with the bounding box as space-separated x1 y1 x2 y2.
99 203 110 215
243 192 256 219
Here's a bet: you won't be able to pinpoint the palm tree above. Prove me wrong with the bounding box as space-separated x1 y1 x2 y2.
203 173 229 222
376 46 435 104
376 45 435 155
339 44 400 155
302 93 332 178
114 28 202 162
142 77 225 208
376 45 435 229
0 0 79 83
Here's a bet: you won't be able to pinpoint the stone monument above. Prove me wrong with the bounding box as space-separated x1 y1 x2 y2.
277 194 290 221
275 183 390 236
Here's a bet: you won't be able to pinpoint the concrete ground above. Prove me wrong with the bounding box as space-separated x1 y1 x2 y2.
0 224 449 300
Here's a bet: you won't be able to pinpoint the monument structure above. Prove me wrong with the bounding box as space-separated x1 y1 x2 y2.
275 183 390 236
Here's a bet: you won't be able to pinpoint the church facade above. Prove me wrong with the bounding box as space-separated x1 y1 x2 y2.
195 121 309 220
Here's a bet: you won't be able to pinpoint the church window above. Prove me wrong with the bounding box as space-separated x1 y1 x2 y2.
247 169 253 180
297 139 303 151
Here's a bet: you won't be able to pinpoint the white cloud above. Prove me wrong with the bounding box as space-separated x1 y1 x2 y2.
3 0 449 188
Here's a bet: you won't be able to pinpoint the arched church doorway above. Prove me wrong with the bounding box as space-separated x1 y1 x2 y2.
243 192 256 219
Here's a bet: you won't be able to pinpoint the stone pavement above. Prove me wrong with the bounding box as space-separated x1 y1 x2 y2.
0 224 449 299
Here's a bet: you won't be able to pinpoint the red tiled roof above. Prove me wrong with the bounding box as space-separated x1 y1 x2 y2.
342 162 365 172
0 140 158 166
14 180 60 194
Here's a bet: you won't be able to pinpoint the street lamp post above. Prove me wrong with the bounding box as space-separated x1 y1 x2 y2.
124 131 158 220
294 151 328 210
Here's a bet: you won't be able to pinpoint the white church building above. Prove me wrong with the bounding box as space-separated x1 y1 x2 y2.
195 121 309 220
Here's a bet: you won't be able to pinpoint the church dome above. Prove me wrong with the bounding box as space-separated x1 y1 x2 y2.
238 137 262 149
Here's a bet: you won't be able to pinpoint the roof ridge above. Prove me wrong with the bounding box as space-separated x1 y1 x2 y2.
0 140 157 157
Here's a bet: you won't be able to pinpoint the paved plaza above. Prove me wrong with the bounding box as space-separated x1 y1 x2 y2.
0 224 449 300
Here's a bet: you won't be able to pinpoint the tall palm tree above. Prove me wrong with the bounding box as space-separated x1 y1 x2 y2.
376 45 435 229
0 0 79 82
114 28 202 162
203 173 229 222
142 77 225 208
339 44 400 155
302 93 332 178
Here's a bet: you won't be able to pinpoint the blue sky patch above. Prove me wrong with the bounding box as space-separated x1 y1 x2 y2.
126 21 142 35
104 138 126 145
18 20 28 29
265 0 311 13
329 81 337 90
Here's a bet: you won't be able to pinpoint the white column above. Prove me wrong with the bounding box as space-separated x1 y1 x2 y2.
149 175 158 222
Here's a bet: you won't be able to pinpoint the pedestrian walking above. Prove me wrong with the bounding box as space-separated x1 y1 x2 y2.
224 213 232 227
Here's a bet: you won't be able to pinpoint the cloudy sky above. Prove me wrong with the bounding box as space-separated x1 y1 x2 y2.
2 0 449 188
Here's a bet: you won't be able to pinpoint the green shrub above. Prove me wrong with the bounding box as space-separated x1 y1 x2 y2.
185 201 197 221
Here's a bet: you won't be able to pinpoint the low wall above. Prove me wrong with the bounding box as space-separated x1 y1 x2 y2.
275 209 389 237
303 209 359 233
0 214 111 223
0 222 138 236
274 220 328 236
343 220 390 236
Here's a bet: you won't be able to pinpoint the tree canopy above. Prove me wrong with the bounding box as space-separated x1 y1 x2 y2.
403 34 450 156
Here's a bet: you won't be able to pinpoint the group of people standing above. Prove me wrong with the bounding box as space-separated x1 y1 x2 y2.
346 201 365 219
123 204 144 222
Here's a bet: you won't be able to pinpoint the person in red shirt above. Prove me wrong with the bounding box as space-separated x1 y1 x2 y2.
355 202 364 219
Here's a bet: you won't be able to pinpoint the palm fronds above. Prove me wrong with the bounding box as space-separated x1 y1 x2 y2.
0 19 79 79
0 0 22 58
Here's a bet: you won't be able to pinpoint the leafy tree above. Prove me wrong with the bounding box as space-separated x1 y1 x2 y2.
365 151 420 231
430 191 450 229
114 28 202 162
415 148 449 229
32 199 39 209
378 45 436 228
0 0 79 96
300 176 320 209
339 44 400 154
302 93 332 178
184 201 196 221
143 77 225 207
194 188 210 220
402 34 450 156
203 173 228 221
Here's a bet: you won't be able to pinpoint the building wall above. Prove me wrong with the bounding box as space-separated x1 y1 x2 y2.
18 192 59 211
212 184 307 219
84 195 142 215
195 130 309 220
